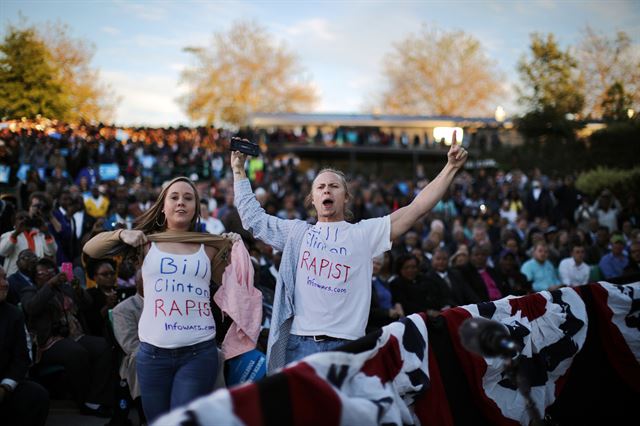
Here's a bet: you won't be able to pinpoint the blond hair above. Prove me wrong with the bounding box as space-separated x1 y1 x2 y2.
304 168 353 220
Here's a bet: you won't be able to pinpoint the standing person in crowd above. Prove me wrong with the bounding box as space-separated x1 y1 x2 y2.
593 189 621 233
112 270 145 424
21 258 113 418
0 266 50 426
599 234 629 279
231 135 468 371
83 177 234 423
520 242 561 292
0 195 58 275
84 185 110 219
558 242 591 287
84 260 119 337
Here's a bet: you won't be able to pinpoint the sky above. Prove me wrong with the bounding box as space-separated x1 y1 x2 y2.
2 0 639 126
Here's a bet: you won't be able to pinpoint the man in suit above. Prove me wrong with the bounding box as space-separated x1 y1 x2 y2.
7 249 38 305
424 248 480 317
458 244 510 301
0 266 50 426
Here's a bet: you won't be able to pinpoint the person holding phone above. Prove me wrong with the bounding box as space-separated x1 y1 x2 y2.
0 193 58 276
230 133 468 372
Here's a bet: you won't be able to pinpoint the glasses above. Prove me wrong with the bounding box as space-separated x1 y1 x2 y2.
97 271 116 277
36 268 56 276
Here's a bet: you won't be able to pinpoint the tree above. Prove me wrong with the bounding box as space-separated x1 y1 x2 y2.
576 26 640 120
374 24 504 117
601 81 634 123
179 20 318 126
0 25 68 119
0 21 117 123
516 33 585 140
44 22 118 123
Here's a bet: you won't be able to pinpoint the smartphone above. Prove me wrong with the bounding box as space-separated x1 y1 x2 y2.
230 137 260 157
61 262 74 282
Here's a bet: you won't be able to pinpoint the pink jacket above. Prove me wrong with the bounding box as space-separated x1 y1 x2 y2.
214 241 263 359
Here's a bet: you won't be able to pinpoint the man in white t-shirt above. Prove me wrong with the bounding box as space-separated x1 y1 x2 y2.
558 242 590 287
231 135 468 368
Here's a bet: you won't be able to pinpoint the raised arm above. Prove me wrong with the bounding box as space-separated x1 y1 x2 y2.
231 149 296 251
390 133 467 240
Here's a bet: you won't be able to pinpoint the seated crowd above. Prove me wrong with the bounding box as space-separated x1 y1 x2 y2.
0 121 639 426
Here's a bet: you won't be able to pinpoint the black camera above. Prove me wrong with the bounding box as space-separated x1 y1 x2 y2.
25 216 44 229
230 137 260 157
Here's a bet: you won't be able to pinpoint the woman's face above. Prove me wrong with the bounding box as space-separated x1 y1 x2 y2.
399 258 419 281
163 181 197 231
95 263 116 290
35 264 55 286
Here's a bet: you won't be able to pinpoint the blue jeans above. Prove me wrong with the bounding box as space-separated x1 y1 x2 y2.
285 334 349 365
136 339 218 423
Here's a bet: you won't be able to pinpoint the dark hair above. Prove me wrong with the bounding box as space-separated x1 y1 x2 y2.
87 259 116 280
36 257 57 272
394 253 418 275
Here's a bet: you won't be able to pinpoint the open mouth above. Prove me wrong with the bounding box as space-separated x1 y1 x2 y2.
322 199 334 208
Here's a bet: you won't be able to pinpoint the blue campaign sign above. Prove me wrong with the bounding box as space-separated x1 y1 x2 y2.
225 349 267 387
99 163 120 181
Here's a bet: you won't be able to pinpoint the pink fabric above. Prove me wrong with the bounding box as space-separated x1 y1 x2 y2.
214 241 263 360
479 269 502 301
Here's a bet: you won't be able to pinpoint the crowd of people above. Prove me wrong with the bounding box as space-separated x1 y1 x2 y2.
1 120 639 425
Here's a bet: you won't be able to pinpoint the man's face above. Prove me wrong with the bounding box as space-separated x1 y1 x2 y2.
471 249 488 269
431 251 449 273
630 244 640 262
311 171 347 222
17 250 38 275
29 198 43 217
611 241 624 256
533 245 548 263
571 246 585 264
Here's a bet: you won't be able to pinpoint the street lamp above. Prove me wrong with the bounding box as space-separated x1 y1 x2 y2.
495 106 506 123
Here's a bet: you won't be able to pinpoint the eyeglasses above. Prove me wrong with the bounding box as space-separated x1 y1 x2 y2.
36 268 56 275
97 271 116 277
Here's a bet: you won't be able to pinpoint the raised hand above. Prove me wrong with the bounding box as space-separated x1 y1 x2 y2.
447 130 468 170
230 150 247 173
119 229 148 247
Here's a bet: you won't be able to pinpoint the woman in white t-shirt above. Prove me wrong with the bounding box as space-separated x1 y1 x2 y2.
84 177 233 423
231 134 468 370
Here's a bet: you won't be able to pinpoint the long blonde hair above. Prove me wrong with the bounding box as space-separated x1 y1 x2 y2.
134 177 201 234
304 168 353 220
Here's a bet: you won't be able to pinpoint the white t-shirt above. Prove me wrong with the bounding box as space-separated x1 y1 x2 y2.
558 257 591 287
138 243 216 348
291 216 391 340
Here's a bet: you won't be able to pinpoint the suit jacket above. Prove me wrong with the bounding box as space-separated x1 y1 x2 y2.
0 302 30 385
112 294 143 399
424 268 481 311
7 271 36 306
456 263 510 302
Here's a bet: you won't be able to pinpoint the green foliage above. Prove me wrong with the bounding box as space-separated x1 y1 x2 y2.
601 82 634 123
575 166 640 198
588 120 640 169
0 26 69 119
516 33 585 140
